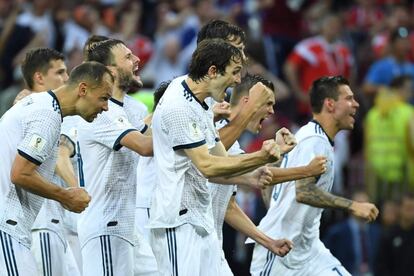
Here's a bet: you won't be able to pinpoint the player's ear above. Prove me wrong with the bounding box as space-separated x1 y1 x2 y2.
325 98 335 112
106 65 117 80
207 65 217 79
33 72 44 86
78 82 87 97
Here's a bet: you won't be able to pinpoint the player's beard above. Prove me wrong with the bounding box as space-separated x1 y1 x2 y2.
117 67 143 94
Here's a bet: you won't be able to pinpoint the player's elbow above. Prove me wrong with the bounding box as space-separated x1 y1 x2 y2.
10 169 27 188
295 189 306 204
196 162 217 178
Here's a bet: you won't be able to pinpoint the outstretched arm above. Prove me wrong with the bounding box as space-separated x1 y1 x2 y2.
224 196 292 256
295 177 379 222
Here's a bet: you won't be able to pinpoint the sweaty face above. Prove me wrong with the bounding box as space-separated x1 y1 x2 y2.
42 59 69 90
332 85 359 130
79 73 113 122
111 44 142 93
246 89 275 133
210 58 242 102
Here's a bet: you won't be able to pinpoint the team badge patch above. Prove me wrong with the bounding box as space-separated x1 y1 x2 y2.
189 122 201 139
29 134 47 151
115 116 133 128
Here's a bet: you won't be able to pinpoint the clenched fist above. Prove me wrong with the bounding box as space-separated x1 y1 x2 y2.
261 139 281 162
61 187 91 213
275 128 297 154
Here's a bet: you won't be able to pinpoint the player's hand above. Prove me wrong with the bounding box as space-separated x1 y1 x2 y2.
261 139 281 162
349 202 379 223
306 156 327 176
212 101 231 121
275 128 296 154
249 166 273 189
248 82 273 110
13 89 32 105
61 187 91 213
266 238 293 257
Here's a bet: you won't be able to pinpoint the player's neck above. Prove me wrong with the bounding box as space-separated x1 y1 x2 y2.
111 86 126 103
185 78 209 103
312 114 338 140
52 86 77 117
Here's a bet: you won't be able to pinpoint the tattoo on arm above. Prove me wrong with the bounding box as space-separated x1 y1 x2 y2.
295 177 352 210
59 135 75 156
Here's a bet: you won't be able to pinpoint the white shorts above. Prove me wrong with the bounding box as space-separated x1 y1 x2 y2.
251 243 351 276
82 235 159 276
150 224 221 276
0 230 37 276
220 249 234 276
31 229 81 276
135 207 151 241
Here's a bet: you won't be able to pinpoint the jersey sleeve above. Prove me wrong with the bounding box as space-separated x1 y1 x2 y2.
92 112 139 151
162 106 206 150
289 136 330 167
18 109 61 165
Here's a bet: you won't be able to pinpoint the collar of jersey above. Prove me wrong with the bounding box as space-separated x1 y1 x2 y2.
181 80 209 110
110 97 124 107
47 90 63 122
310 119 334 146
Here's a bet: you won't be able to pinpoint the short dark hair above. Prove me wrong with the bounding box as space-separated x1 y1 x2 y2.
197 19 246 45
188 38 243 82
390 75 412 89
153 80 172 112
21 48 65 89
83 35 109 59
230 74 274 106
309 75 350 113
84 38 125 66
68 61 114 88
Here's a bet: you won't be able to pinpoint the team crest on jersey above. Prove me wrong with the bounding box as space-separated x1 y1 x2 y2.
29 134 46 151
115 116 133 128
189 122 201 139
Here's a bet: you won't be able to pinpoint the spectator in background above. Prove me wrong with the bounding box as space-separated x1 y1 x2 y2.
380 199 399 232
256 0 307 78
284 13 354 125
323 191 381 276
363 27 414 102
364 75 414 202
375 193 414 276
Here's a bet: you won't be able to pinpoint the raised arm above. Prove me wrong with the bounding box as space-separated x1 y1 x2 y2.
224 196 292 256
295 177 379 222
219 83 274 150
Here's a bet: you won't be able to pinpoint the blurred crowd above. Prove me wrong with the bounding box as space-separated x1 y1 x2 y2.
1 0 414 275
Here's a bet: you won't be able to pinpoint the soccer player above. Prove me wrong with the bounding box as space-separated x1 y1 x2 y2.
0 61 113 275
17 47 81 275
249 76 379 276
210 74 327 275
79 38 156 276
149 38 291 276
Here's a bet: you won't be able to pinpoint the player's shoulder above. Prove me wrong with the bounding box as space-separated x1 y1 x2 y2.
124 95 148 113
17 91 62 119
296 121 332 146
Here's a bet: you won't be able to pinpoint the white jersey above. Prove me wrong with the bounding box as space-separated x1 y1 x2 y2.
32 115 82 241
0 91 62 247
149 75 219 234
248 120 335 269
209 119 244 243
77 99 147 246
124 94 148 126
135 154 155 208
